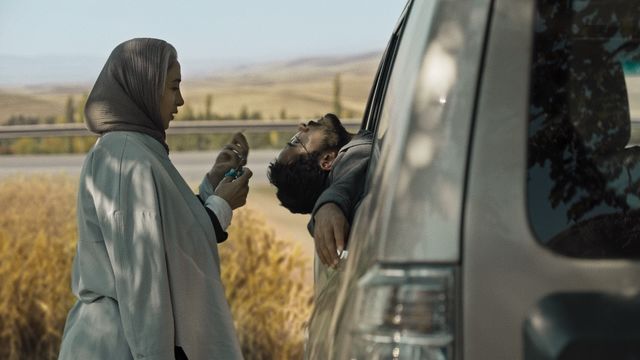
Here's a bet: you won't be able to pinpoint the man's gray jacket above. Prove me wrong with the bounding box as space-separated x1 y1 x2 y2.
307 130 373 236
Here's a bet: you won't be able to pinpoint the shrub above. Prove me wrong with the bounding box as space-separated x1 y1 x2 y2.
220 209 313 359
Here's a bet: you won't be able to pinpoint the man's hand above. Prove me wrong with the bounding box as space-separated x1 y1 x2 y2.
313 203 350 268
207 132 250 189
214 168 253 210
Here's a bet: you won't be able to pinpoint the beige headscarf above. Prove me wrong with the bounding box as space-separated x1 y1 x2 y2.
85 38 176 152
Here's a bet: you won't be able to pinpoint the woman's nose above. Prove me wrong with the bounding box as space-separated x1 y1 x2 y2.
177 90 185 107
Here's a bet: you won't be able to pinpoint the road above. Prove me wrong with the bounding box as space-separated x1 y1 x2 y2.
0 149 278 185
0 150 315 260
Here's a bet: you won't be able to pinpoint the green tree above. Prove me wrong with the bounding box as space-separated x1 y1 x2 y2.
333 73 342 117
250 111 262 120
205 94 213 120
179 104 195 120
65 96 75 123
75 93 88 123
7 115 39 125
238 105 249 120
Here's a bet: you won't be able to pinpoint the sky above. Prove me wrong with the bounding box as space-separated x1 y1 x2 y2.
0 0 406 85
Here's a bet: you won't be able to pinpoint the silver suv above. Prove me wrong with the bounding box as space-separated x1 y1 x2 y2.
305 0 640 359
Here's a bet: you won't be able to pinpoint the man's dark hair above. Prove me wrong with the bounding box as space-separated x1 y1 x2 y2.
268 151 329 214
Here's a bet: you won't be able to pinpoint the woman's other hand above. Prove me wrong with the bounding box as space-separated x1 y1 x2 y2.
214 168 253 210
207 132 250 188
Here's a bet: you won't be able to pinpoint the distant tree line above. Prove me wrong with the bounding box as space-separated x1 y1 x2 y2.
0 131 293 156
6 94 88 125
7 115 57 125
0 136 96 155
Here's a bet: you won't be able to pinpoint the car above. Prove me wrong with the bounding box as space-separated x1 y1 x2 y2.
305 0 640 358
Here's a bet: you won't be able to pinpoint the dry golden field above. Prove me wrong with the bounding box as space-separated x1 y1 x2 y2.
0 53 380 124
0 174 77 360
0 90 67 123
0 174 313 359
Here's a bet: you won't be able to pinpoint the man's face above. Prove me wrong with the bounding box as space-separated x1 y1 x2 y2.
276 116 346 164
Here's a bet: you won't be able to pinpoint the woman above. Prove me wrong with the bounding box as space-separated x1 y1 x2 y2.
58 38 249 360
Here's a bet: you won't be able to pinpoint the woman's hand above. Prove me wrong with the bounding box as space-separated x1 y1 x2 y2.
214 168 253 210
207 132 250 188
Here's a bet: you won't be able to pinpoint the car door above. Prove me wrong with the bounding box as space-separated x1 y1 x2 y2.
464 0 640 358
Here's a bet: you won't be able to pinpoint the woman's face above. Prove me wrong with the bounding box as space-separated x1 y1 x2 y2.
160 61 184 129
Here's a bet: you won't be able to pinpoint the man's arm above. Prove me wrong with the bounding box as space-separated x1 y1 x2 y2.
312 203 350 267
309 138 372 267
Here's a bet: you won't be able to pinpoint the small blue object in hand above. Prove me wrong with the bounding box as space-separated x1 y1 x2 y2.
224 168 244 179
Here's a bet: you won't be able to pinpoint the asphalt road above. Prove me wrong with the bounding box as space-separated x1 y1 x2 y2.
0 149 279 185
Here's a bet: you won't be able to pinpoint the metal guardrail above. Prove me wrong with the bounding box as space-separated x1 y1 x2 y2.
0 119 362 139
4 117 640 140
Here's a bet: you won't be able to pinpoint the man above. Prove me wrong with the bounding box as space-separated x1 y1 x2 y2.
268 113 372 268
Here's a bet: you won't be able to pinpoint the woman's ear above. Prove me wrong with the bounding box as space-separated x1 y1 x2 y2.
319 150 338 171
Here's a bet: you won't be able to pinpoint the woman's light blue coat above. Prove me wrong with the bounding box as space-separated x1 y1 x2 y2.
59 131 242 360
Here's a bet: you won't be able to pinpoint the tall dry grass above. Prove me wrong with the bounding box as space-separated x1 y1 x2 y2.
0 174 312 359
0 174 77 360
221 209 313 359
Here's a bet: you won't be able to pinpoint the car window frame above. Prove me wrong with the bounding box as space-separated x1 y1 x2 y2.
361 0 412 134
360 1 412 197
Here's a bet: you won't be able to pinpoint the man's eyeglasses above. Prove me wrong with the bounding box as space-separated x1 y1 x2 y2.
287 132 309 155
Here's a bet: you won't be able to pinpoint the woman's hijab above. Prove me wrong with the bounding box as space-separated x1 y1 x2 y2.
85 38 176 152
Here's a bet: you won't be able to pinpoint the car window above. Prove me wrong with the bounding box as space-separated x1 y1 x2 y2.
360 1 411 194
527 0 640 258
369 17 406 145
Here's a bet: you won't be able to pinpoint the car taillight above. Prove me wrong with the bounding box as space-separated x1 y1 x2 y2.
349 264 457 360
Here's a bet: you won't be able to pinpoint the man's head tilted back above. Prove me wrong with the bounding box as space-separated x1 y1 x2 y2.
268 113 353 213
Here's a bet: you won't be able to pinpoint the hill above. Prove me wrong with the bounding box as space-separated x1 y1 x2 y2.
0 52 381 124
